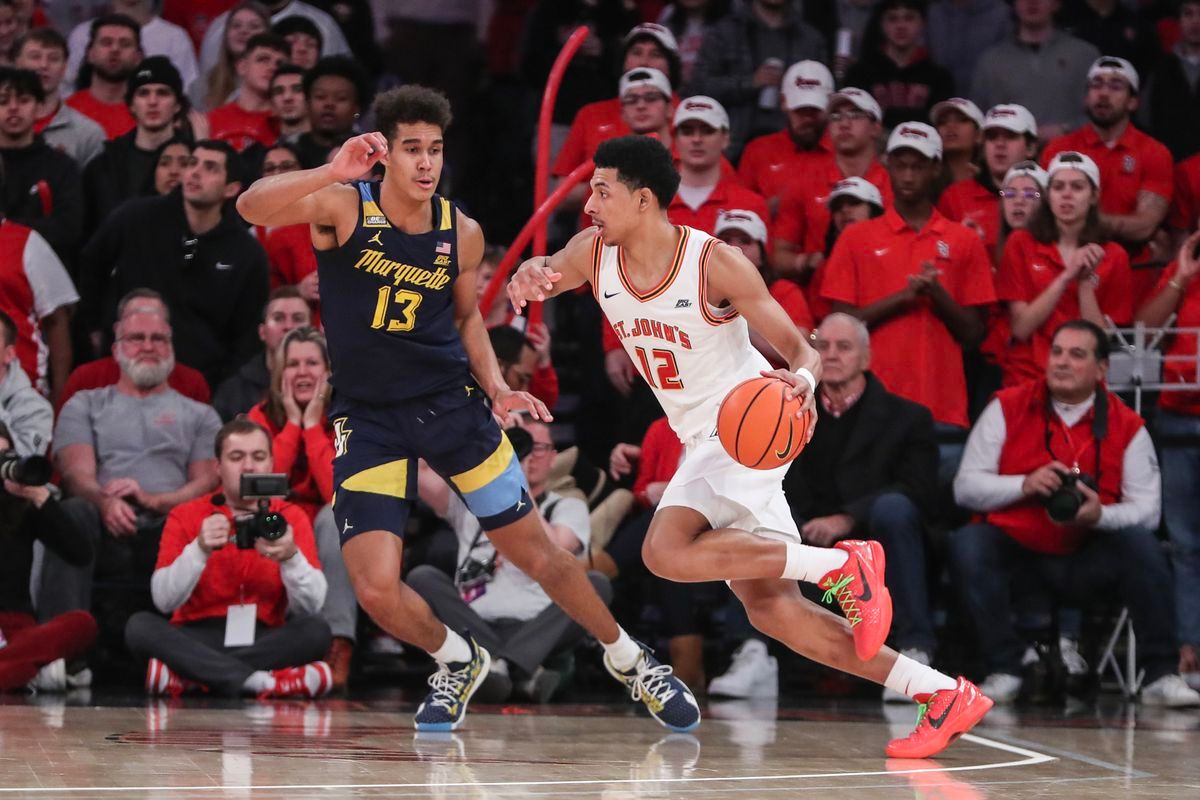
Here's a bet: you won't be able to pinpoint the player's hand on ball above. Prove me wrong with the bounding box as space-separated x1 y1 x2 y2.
507 257 561 309
492 388 554 424
759 368 815 415
328 132 388 182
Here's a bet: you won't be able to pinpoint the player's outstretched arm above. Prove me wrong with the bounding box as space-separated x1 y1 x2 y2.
235 132 388 228
507 228 598 310
707 243 822 412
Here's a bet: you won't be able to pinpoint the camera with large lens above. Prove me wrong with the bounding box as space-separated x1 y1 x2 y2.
0 450 52 486
1041 470 1098 523
233 473 289 549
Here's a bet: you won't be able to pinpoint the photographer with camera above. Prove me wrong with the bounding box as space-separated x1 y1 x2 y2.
125 418 332 698
952 320 1199 708
0 421 98 692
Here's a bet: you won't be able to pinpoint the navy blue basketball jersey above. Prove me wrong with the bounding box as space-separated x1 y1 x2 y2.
316 181 471 403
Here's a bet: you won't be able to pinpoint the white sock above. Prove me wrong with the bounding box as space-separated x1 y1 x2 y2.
429 627 472 665
242 671 274 695
781 541 849 583
602 627 642 672
884 654 957 699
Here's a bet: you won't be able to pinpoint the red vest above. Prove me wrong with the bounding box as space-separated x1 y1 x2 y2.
0 221 41 388
985 382 1143 555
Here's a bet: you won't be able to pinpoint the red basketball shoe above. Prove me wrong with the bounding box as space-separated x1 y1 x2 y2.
260 662 334 700
145 658 206 696
885 677 994 759
818 540 893 661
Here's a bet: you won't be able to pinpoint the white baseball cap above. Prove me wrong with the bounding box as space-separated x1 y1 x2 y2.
782 60 834 111
1046 151 1101 191
624 23 679 55
1088 55 1139 92
1002 160 1049 191
827 87 882 122
715 209 768 244
983 104 1038 138
619 67 672 100
673 95 729 130
930 97 983 128
886 121 943 160
826 177 884 210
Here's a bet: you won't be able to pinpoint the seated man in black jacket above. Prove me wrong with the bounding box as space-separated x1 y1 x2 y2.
78 139 268 387
0 421 98 692
783 312 940 700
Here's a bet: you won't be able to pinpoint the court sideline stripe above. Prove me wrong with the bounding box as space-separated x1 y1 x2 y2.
0 734 1054 793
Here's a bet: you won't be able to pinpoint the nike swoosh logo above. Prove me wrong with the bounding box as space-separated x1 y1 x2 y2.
927 695 956 729
774 423 794 458
856 562 872 603
603 290 621 299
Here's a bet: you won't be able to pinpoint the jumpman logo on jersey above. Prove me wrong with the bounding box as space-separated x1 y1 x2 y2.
465 386 475 397
515 499 527 512
368 231 383 247
342 519 355 536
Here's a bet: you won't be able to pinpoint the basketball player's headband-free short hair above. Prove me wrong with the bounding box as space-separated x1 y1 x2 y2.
373 84 453 140
593 136 680 209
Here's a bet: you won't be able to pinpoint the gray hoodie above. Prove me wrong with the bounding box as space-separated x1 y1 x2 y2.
0 362 53 456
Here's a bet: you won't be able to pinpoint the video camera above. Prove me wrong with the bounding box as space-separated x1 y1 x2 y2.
233 473 289 550
0 450 52 486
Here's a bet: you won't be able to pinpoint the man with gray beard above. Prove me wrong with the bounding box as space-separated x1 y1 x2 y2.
36 307 221 626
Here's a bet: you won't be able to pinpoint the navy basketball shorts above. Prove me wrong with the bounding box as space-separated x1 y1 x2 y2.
329 386 533 546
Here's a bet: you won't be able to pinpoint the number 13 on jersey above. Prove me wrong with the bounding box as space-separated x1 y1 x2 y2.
633 346 683 390
371 286 423 332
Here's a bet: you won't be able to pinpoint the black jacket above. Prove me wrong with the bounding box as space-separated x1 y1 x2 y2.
0 494 91 614
78 191 268 387
1144 53 1200 161
82 131 161 236
844 51 956 131
784 372 939 531
0 138 83 266
211 354 269 422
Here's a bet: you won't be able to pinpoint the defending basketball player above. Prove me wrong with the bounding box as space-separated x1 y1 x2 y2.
508 136 993 758
237 88 700 734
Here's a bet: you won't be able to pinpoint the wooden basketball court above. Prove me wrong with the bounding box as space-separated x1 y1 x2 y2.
2 692 1197 798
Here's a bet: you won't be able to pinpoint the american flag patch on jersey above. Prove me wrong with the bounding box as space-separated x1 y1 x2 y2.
436 241 452 255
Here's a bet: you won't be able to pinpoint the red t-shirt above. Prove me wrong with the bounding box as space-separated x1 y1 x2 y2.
737 129 836 204
155 492 320 627
1153 260 1200 416
554 98 626 178
773 159 893 254
821 208 996 427
1171 153 1200 232
65 91 134 140
667 178 770 238
57 357 211 414
161 0 235 50
995 229 1133 386
937 178 1000 261
208 103 279 152
633 416 683 507
264 223 320 327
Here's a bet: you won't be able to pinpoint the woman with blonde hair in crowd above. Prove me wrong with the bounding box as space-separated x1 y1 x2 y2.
190 0 270 111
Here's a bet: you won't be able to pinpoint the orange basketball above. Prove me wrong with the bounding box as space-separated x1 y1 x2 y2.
717 377 816 470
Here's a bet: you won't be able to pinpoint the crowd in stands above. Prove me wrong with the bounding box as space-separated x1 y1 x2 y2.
3 0 1200 712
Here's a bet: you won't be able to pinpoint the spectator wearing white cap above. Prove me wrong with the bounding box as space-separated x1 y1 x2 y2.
772 87 891 289
738 60 836 213
844 0 956 132
1140 0 1200 161
668 96 769 237
553 23 681 188
938 104 1038 263
996 150 1133 387
1041 56 1173 303
715 209 812 368
822 122 996 431
970 0 1099 142
931 98 984 189
689 0 828 156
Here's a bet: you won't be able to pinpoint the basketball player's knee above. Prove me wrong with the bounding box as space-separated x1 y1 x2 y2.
350 572 396 616
506 541 561 586
641 534 675 579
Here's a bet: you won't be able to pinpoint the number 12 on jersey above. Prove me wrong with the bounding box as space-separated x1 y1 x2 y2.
633 346 683 390
371 286 423 332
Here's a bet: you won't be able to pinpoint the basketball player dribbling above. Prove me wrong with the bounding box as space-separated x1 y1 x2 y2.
508 136 993 758
237 88 700 734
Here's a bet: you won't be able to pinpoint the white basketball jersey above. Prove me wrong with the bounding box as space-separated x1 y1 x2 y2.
592 225 771 441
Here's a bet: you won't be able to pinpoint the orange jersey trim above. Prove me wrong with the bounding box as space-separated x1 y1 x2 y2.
698 237 739 325
617 226 689 302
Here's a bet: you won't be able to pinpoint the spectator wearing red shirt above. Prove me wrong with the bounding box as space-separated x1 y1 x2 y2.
1171 152 1200 238
207 33 286 152
938 104 1039 265
715 208 812 367
1135 231 1200 685
805 177 886 321
773 88 893 284
1040 57 1173 303
667 97 769 236
998 151 1133 387
737 60 835 213
822 123 996 430
930 98 983 190
124 418 333 698
66 14 141 140
59 289 208 414
254 143 321 322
